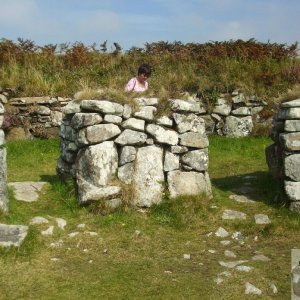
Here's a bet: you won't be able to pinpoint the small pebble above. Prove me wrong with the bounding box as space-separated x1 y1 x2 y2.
224 250 236 258
215 227 229 238
236 265 253 272
252 254 271 262
41 226 54 236
56 218 67 230
68 232 79 238
85 231 98 236
269 283 278 294
50 258 60 262
30 216 49 225
49 240 64 248
245 282 262 295
214 277 223 285
218 271 231 277
220 240 231 246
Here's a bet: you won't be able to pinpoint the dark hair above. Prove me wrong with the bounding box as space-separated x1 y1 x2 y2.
138 63 151 77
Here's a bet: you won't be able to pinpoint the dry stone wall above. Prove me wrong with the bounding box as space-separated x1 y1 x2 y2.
0 88 269 139
0 100 8 213
0 87 70 140
57 97 213 208
266 99 300 212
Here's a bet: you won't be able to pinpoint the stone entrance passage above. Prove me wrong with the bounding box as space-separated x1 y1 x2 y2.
57 97 212 210
266 99 300 212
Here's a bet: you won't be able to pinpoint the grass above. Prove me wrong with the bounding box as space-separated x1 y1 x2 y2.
1 42 300 105
0 136 299 299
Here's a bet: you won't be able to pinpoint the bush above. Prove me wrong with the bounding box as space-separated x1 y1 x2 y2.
0 38 299 103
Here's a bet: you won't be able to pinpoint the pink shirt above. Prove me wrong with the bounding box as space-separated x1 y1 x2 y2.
124 78 148 92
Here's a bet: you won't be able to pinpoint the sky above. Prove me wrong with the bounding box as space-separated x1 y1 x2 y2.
0 0 299 51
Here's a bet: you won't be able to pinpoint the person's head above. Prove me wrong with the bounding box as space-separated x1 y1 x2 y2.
137 63 151 83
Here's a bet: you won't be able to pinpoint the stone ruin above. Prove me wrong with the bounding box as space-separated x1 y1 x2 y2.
0 100 8 213
266 99 300 212
57 97 212 209
0 87 269 140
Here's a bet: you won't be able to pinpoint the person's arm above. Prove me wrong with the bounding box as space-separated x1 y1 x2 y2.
124 78 136 92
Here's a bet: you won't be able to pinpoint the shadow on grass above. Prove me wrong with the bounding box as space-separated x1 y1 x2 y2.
211 170 288 209
40 174 61 184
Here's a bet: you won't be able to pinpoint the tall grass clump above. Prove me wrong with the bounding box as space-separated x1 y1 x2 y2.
0 38 299 104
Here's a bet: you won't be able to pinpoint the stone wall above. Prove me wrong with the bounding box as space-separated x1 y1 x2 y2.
0 87 70 140
0 88 269 139
57 97 213 209
266 99 300 212
0 98 8 213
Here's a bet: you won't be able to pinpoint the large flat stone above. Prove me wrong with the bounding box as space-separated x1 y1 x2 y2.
76 141 118 187
285 120 300 132
179 132 209 148
8 182 47 202
181 149 209 171
280 133 300 151
171 99 206 113
146 124 178 145
222 209 247 220
278 107 300 119
281 99 300 108
0 224 28 247
284 154 300 181
167 171 212 198
285 181 300 201
80 100 123 116
114 129 147 146
173 113 206 134
71 113 103 129
77 124 121 145
223 116 253 137
133 145 164 207
77 178 121 204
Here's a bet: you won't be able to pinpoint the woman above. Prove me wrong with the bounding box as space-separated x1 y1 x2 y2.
124 63 152 92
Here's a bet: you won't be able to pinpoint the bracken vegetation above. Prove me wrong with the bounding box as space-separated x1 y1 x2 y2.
0 38 300 104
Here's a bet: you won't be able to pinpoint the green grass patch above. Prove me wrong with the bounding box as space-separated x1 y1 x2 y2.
0 136 299 299
6 138 60 181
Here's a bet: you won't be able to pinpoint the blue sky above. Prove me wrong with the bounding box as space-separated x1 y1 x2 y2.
0 0 299 51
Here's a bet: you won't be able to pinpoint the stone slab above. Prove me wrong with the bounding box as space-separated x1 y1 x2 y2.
0 224 28 247
8 182 48 202
167 171 212 198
